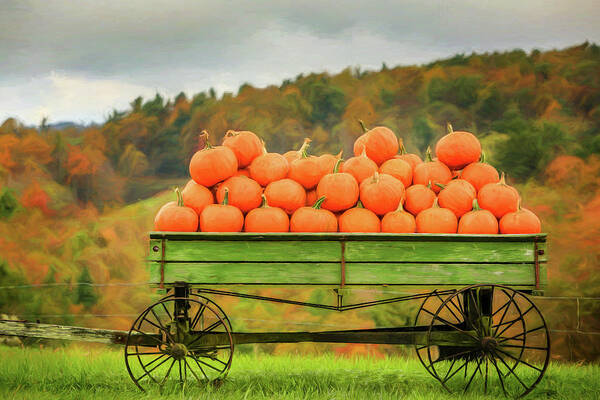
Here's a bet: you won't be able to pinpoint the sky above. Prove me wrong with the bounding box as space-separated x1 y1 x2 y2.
1 0 599 125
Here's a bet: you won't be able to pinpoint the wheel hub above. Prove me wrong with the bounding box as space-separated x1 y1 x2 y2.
169 343 188 360
480 336 497 353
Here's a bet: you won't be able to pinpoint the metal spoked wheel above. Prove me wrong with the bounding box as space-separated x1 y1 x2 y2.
419 284 550 398
124 295 234 391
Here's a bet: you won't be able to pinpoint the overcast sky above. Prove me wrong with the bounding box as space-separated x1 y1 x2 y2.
1 0 599 125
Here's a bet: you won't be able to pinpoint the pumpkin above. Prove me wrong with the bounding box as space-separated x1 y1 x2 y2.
381 201 416 233
458 199 499 234
244 194 289 232
394 141 422 171
340 147 378 184
181 179 214 215
499 202 542 234
154 188 198 232
379 158 412 187
216 175 262 213
235 169 251 177
222 130 263 168
288 138 322 189
404 183 436 216
189 131 238 187
316 159 359 212
416 199 457 233
359 172 405 216
317 150 343 176
461 152 500 192
437 179 476 218
249 145 290 186
306 189 317 206
290 196 338 232
477 172 519 218
339 203 381 232
353 121 399 165
435 123 482 170
413 147 452 194
264 178 307 215
283 138 311 164
200 188 244 232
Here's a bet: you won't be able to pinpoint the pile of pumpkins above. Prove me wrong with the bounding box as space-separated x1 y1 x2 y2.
154 123 541 234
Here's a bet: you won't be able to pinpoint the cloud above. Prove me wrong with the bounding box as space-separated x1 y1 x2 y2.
0 0 599 124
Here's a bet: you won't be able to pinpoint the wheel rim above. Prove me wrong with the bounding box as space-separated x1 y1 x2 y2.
124 296 234 391
421 285 550 398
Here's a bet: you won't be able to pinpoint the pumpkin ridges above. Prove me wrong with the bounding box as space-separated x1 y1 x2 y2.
359 172 405 216
181 179 214 215
435 123 482 170
317 150 344 176
499 200 541 234
381 201 416 233
477 172 520 218
353 121 399 165
222 130 263 168
316 159 359 212
216 175 263 213
199 188 244 232
264 178 307 215
288 138 323 189
244 194 289 232
283 138 311 164
404 183 436 216
437 179 476 218
249 143 290 186
413 147 452 194
379 158 413 187
394 142 423 171
290 196 338 232
339 205 381 233
461 152 500 192
189 131 238 187
458 199 499 234
340 147 378 184
154 188 199 232
415 198 457 233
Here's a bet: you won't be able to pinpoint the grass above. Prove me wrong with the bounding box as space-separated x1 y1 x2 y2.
0 345 598 399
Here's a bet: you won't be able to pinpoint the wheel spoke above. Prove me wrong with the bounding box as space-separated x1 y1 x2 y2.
187 320 225 348
484 356 489 394
433 349 474 365
489 354 508 396
441 358 468 383
463 355 483 393
127 351 164 357
161 302 173 321
499 343 548 351
423 309 478 341
497 325 545 344
433 291 462 324
184 358 203 384
492 349 530 389
204 355 227 366
191 303 207 330
468 290 482 319
159 359 176 385
135 355 171 382
494 305 534 338
132 328 164 346
190 354 209 380
494 348 543 372
190 353 222 373
149 309 175 343
178 360 183 383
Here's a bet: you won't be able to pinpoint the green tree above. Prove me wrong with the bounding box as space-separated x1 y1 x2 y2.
75 267 98 309
0 189 18 219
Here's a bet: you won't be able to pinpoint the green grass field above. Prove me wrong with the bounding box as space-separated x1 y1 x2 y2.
0 345 598 400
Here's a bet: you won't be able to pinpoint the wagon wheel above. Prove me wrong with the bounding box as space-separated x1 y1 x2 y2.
124 296 234 392
159 292 233 333
420 284 550 398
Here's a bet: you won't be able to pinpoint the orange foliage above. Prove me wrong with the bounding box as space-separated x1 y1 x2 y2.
20 181 54 216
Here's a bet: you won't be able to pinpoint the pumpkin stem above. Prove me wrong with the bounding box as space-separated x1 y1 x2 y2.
260 194 269 208
360 146 368 157
371 171 380 183
517 197 522 211
427 180 432 189
395 197 405 213
298 138 311 158
480 151 487 164
260 139 268 155
399 142 407 155
446 122 454 134
333 158 343 174
222 188 230 205
335 149 343 159
435 183 446 190
357 200 364 208
499 172 506 185
425 146 433 162
432 198 440 208
199 130 212 149
313 196 326 209
225 129 239 138
174 187 184 207
358 119 368 133
472 198 481 211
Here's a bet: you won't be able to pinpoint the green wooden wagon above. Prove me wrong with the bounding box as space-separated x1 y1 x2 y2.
0 232 549 398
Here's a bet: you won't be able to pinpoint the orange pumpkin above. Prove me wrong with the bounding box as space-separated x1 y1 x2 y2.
340 147 378 184
379 158 412 187
461 152 500 192
316 159 359 212
154 188 198 232
264 178 307 215
284 138 311 164
222 130 263 168
353 121 399 165
290 196 338 232
359 172 405 216
404 183 436 216
216 175 262 213
413 147 452 194
499 203 541 234
189 131 238 187
288 138 322 189
339 204 381 233
306 189 318 206
416 199 457 233
200 188 244 232
437 179 476 218
381 201 416 233
477 173 519 218
458 199 499 234
235 169 251 177
249 145 290 186
435 123 482 170
394 141 422 171
181 179 214 216
244 194 290 232
317 150 343 176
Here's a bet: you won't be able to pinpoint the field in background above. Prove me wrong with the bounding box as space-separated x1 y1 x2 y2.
0 346 599 400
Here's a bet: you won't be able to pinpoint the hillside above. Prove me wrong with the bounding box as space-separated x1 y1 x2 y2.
0 43 599 359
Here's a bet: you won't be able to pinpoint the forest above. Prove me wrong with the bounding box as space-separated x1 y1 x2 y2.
0 42 599 360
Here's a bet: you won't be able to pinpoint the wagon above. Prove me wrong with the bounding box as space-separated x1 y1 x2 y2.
0 232 549 398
